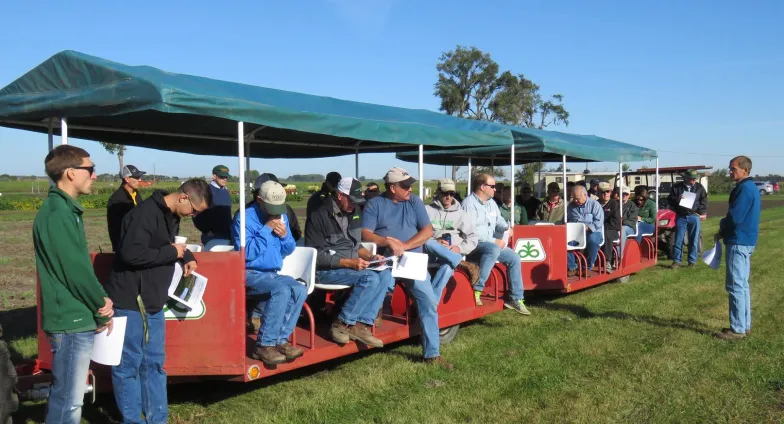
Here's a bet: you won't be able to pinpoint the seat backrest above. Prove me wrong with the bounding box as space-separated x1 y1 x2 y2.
534 222 555 226
566 222 586 250
209 245 235 252
186 244 203 253
280 247 316 294
360 242 377 256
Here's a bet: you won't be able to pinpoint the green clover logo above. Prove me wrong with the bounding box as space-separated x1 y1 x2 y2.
517 241 540 259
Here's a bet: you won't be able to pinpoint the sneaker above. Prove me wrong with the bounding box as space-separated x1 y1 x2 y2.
687 263 696 268
605 261 614 272
348 323 384 348
252 346 285 365
669 262 681 269
275 342 304 361
473 290 484 306
714 328 745 340
424 356 455 371
567 269 578 277
458 261 481 285
330 320 350 345
504 299 531 316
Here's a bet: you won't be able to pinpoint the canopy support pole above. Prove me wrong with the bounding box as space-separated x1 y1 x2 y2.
245 140 251 195
490 156 494 176
619 162 624 270
355 149 359 178
418 145 424 199
467 157 473 194
562 155 567 197
60 118 68 145
510 146 515 232
238 122 246 248
47 118 54 151
537 162 543 198
655 158 660 257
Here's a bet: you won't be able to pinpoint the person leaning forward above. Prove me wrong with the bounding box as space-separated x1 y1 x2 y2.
106 179 212 424
306 177 389 348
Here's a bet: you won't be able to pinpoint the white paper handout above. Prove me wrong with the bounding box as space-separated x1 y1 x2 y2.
169 261 208 310
679 192 697 209
91 316 127 366
701 240 723 270
390 252 429 281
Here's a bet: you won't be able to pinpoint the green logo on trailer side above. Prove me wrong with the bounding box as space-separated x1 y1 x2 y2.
514 238 546 262
164 300 206 320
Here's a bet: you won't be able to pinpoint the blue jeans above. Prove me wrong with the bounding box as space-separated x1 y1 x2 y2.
246 271 307 347
725 244 754 334
620 225 635 253
112 309 167 424
401 272 441 359
673 214 700 265
45 331 94 424
568 231 603 271
423 239 462 301
466 242 525 301
316 268 391 326
636 222 656 244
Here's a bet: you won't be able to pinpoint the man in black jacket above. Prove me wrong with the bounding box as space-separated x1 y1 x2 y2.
107 165 146 251
667 169 708 268
305 177 389 348
597 182 621 271
306 171 341 217
105 179 211 424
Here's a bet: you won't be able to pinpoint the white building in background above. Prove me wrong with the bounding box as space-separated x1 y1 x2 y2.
532 166 711 196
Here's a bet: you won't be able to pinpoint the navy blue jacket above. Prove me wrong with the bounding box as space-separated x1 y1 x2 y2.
193 183 233 243
720 178 760 246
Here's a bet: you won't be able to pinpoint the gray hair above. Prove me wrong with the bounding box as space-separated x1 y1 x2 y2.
573 185 587 197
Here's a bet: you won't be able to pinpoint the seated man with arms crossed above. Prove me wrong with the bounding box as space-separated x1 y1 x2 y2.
306 177 389 348
362 167 454 370
566 185 604 276
462 173 531 315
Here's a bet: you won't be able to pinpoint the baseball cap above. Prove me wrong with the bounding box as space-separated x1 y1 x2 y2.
621 186 631 195
438 178 456 193
120 165 145 179
258 181 287 215
598 182 612 192
325 172 342 190
337 177 366 205
684 169 699 180
547 182 561 192
253 173 280 190
590 179 600 186
384 167 416 187
212 165 231 178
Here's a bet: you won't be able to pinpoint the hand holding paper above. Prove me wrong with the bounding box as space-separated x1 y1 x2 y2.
702 240 723 270
679 192 696 209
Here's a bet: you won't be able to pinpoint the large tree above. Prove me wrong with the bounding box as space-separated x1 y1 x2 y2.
98 142 126 176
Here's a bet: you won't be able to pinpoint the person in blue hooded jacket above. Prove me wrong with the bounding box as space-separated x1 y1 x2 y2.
232 181 306 365
714 155 760 340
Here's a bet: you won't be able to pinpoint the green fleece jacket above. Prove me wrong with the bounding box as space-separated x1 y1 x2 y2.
33 188 109 333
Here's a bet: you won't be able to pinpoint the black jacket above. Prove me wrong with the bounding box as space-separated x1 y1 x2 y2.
621 200 639 228
601 199 621 232
667 182 708 216
305 197 362 270
516 196 542 220
306 189 330 217
106 185 143 252
106 191 195 314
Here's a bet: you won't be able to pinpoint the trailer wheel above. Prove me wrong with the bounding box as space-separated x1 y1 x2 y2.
617 275 631 284
439 325 460 345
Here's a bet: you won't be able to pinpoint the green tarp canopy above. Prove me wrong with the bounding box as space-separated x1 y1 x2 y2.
397 126 657 165
0 50 513 158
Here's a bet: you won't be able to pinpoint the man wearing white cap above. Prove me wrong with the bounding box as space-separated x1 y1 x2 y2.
232 181 306 366
306 177 390 348
361 167 453 370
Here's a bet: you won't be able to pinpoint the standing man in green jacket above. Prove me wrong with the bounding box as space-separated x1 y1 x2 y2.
33 145 114 424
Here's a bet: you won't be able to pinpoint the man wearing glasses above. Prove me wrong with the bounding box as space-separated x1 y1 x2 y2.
362 167 454 370
106 179 212 424
364 182 380 201
193 164 233 251
462 174 531 315
107 165 146 252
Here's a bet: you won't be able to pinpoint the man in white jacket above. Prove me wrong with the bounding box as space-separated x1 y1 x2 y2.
462 174 530 315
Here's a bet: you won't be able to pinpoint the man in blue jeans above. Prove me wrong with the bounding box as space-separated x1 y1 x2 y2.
305 177 389 348
362 167 454 370
233 181 307 365
462 173 531 315
107 178 212 424
667 169 708 268
566 185 605 276
33 146 114 424
715 156 760 340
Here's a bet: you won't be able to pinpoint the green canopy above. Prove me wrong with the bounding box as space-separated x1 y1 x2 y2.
0 51 512 158
397 126 657 165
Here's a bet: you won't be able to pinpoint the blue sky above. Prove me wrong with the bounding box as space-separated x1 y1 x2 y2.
0 0 782 180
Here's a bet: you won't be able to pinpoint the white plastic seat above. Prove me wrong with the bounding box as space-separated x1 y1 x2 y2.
566 222 586 251
280 247 316 295
209 245 235 252
534 222 555 226
185 244 203 253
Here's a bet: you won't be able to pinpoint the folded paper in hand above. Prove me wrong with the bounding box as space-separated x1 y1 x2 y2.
701 240 722 270
91 316 127 366
169 261 208 310
679 192 696 209
368 252 428 281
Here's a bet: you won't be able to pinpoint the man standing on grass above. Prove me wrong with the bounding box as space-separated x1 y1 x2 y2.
107 164 146 252
106 179 211 423
667 169 708 268
715 156 760 340
193 165 233 251
33 145 114 424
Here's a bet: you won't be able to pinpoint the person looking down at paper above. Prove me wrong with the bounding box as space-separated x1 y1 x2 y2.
462 173 531 315
232 181 306 366
106 178 211 424
305 177 389 348
667 169 708 268
361 167 454 370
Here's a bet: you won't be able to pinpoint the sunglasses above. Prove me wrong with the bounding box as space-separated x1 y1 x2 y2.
396 183 413 191
73 165 95 175
483 184 497 190
366 188 378 193
442 191 457 197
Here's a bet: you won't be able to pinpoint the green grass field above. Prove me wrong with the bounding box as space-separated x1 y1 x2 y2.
5 205 784 423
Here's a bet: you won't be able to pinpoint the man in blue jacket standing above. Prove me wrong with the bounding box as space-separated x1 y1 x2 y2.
715 156 760 340
232 181 306 365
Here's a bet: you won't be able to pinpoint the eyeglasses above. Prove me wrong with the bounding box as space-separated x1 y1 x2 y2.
483 184 496 190
442 191 457 197
186 197 206 216
73 165 95 175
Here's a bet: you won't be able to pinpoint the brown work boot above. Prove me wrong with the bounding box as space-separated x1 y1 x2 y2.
330 320 350 345
686 263 696 268
348 323 384 348
247 316 262 334
669 262 681 269
252 346 285 365
714 328 745 341
457 261 481 285
567 269 578 277
276 342 304 361
424 356 455 371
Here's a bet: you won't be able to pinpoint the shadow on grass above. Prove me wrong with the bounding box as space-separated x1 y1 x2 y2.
0 306 37 362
